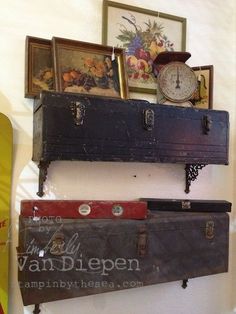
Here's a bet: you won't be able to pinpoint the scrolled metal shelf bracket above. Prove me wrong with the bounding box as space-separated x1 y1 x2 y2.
33 304 41 314
37 161 51 197
185 164 207 193
182 279 189 289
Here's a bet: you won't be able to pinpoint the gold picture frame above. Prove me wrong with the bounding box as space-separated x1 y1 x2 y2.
25 36 54 98
52 37 129 99
102 0 187 94
190 65 214 109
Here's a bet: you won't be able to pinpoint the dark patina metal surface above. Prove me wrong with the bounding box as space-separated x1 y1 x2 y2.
141 198 232 212
18 211 229 306
32 91 229 195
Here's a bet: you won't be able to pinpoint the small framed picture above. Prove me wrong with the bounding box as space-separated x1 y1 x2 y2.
190 65 214 109
102 0 187 94
25 36 54 98
52 37 129 99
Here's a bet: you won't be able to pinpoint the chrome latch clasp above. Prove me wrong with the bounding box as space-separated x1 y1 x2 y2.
70 101 85 125
143 109 154 131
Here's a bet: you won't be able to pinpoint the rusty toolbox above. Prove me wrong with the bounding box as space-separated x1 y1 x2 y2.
18 208 229 307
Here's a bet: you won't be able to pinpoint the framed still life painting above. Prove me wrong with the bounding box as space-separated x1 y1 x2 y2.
190 65 214 109
102 0 187 94
25 36 54 98
52 37 129 99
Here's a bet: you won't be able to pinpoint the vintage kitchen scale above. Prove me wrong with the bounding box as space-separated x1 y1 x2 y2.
154 51 198 107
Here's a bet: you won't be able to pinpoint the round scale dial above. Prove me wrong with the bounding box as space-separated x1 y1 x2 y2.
158 62 197 103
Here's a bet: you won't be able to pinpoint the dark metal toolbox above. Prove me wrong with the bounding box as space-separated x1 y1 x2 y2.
32 91 229 196
141 198 232 212
18 210 229 307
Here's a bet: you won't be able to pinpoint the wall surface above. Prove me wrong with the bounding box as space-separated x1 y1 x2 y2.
0 0 236 313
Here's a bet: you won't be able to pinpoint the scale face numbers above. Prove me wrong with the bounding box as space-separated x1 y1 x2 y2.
158 62 197 103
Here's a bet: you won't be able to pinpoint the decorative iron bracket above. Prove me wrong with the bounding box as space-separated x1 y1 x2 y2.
37 161 51 197
185 164 206 193
33 304 41 314
182 279 189 289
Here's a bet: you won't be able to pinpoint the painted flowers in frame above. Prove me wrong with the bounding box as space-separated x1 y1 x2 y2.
102 1 186 94
52 37 129 99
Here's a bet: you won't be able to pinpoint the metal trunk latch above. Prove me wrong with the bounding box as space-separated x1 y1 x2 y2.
137 226 148 257
205 221 215 239
182 200 191 210
202 115 212 134
50 233 65 255
143 109 154 131
70 101 85 125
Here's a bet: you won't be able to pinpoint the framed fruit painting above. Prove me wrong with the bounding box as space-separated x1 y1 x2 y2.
102 1 186 94
52 37 129 99
25 36 54 98
190 65 214 109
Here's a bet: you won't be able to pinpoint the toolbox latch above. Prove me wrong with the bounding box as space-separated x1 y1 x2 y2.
143 109 154 131
50 233 65 256
202 115 212 134
137 226 148 257
205 221 215 239
70 101 85 125
182 200 191 210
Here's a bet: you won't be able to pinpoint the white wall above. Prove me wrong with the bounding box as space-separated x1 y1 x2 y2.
0 0 236 313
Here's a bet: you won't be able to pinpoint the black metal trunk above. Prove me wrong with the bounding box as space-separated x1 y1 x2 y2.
33 91 229 164
18 211 229 306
